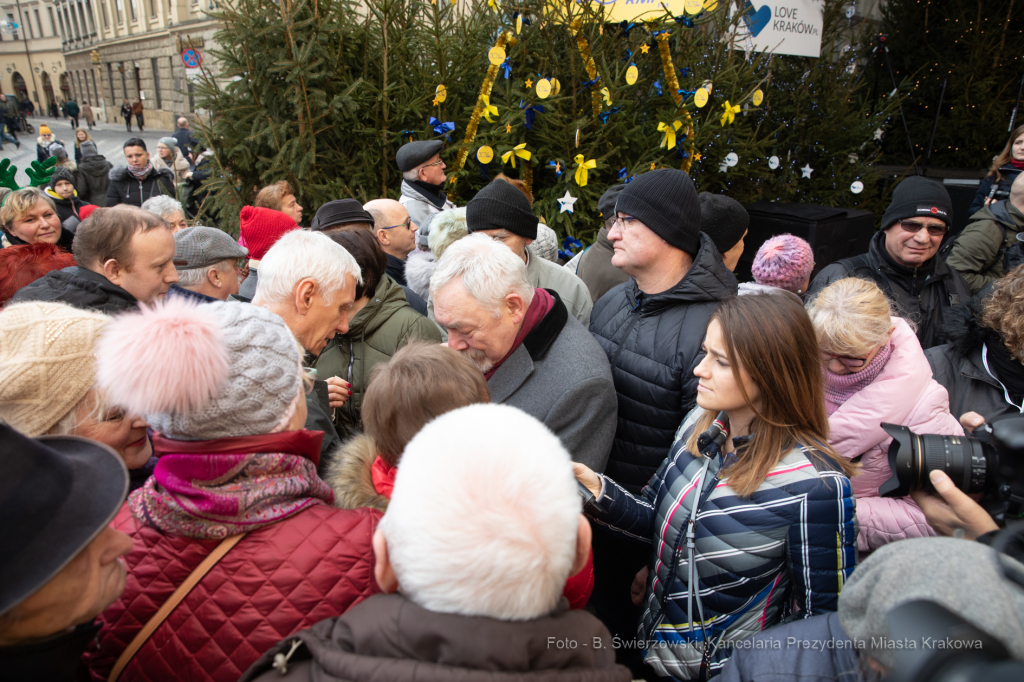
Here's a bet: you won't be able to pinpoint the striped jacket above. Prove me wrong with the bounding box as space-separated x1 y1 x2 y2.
592 435 857 680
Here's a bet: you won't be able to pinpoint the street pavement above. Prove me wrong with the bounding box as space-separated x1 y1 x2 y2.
0 115 180 187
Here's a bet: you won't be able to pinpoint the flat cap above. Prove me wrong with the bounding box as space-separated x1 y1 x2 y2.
173 226 248 270
311 199 375 232
396 140 443 172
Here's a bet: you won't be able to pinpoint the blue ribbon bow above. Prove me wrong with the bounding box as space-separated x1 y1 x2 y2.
580 77 601 90
429 117 455 139
559 235 584 261
679 88 696 98
674 15 694 27
523 104 545 130
653 80 663 96
501 58 512 80
548 160 562 178
598 107 620 124
680 67 691 78
617 21 635 36
512 11 531 26
618 168 636 183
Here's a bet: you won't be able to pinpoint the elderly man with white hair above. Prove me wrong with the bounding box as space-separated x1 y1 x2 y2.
395 140 455 250
253 229 363 464
431 233 616 472
140 195 188 233
243 403 633 682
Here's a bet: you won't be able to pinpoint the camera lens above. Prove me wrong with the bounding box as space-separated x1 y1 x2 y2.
878 424 992 498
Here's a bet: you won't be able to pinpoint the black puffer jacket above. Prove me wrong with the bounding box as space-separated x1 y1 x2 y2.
808 230 971 350
10 265 138 314
105 165 175 207
925 301 1021 422
588 232 737 492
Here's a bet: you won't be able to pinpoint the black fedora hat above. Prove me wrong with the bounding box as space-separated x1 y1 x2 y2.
310 199 375 232
0 424 128 616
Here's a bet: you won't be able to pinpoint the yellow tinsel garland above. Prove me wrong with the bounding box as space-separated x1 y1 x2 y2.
453 31 518 176
572 20 602 122
656 32 696 173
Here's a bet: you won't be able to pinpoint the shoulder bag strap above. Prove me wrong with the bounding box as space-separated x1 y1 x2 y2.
108 532 248 682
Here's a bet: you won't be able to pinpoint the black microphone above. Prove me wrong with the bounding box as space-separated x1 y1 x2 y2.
696 411 731 456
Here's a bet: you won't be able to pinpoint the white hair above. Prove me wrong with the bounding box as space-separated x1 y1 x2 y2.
254 229 363 305
402 168 420 182
379 403 581 620
176 259 233 288
429 233 534 316
141 195 184 221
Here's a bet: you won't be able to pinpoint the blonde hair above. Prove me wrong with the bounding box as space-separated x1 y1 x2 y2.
806 278 895 357
74 127 91 148
0 187 56 231
48 387 111 436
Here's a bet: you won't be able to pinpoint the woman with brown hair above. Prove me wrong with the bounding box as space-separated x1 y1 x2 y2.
575 293 857 681
314 227 441 439
970 123 1024 214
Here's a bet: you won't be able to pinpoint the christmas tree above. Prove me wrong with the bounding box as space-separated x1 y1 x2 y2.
871 0 1024 170
193 0 900 243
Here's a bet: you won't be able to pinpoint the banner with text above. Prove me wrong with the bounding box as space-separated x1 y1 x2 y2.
733 0 823 58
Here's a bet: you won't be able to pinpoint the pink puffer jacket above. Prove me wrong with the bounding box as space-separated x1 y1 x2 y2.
828 317 963 552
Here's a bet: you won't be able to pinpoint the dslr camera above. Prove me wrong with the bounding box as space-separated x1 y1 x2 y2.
879 413 1024 523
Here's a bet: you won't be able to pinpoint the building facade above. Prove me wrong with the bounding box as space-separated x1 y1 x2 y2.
0 0 68 117
61 0 220 130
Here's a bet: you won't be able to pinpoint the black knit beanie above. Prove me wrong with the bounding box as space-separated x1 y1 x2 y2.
49 166 76 191
466 179 539 239
597 184 627 220
879 176 953 231
614 168 701 255
699 192 749 254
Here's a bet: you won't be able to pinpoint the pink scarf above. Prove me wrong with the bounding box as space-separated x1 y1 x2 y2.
823 341 894 415
130 430 334 540
128 161 153 181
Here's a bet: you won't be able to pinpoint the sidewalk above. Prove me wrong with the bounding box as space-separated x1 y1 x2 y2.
0 116 181 187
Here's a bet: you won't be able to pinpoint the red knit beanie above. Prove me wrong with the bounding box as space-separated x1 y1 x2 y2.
239 206 299 260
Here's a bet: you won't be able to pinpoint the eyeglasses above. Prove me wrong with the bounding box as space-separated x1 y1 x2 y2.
898 219 948 237
421 159 445 168
381 218 413 230
821 352 870 369
613 215 639 230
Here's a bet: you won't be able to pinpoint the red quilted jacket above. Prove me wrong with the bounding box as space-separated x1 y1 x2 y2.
82 502 382 682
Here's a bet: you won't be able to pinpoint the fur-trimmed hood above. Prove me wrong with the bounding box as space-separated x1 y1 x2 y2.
322 434 389 512
108 164 175 182
404 249 435 301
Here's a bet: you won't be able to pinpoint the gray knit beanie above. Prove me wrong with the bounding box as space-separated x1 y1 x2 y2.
838 537 1024 669
96 298 303 441
614 168 701 255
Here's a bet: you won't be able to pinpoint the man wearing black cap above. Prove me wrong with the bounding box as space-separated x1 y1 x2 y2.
396 140 455 249
0 424 132 678
466 178 593 326
310 198 375 235
699 191 749 272
807 176 970 349
564 184 630 303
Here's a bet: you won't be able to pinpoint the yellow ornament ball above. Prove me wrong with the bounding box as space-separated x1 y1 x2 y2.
684 0 703 14
488 46 506 66
536 78 552 99
436 84 447 103
752 89 763 106
694 87 709 108
477 145 494 164
626 65 638 86
551 78 561 95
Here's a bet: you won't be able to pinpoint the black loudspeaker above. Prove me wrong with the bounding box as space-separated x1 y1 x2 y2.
735 202 876 283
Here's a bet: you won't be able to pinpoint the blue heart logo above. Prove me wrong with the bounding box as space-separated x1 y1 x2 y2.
745 3 771 37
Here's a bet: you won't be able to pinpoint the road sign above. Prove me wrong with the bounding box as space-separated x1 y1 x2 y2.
181 49 202 69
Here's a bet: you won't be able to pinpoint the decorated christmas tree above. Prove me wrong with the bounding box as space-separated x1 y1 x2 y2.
193 0 900 243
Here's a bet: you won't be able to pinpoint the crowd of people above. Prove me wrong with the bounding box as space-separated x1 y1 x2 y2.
1 125 1024 682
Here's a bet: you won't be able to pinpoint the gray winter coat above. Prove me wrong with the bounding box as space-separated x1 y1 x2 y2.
400 180 455 250
489 290 617 472
717 613 862 682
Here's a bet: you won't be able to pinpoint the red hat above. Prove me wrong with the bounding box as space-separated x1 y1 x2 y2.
239 206 299 260
79 205 98 221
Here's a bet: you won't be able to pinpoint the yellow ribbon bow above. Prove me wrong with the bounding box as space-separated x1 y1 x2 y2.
501 143 532 168
601 87 613 105
573 154 596 187
720 100 741 126
481 95 499 123
658 120 683 149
